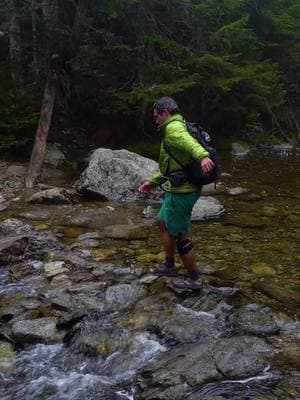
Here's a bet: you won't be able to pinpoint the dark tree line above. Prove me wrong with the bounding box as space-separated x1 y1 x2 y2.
0 0 299 159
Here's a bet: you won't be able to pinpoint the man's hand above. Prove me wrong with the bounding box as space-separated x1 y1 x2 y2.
138 181 153 193
200 157 215 175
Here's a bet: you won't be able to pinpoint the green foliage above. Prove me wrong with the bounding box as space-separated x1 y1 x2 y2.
0 0 300 154
211 18 261 57
0 63 39 155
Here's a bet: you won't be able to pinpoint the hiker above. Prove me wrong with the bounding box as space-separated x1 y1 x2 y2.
138 96 214 289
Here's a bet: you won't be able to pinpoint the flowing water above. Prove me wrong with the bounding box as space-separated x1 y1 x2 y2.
0 148 299 399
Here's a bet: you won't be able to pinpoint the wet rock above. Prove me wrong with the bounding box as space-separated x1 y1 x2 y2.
9 262 36 280
69 207 129 229
11 317 62 344
142 205 156 219
49 273 73 289
226 187 249 196
0 341 16 374
249 262 276 276
273 143 294 152
77 148 161 201
0 219 32 238
137 336 272 400
18 210 50 221
102 224 150 240
253 283 300 305
77 231 102 241
0 219 64 259
51 294 74 312
50 250 95 270
153 304 224 344
103 332 166 379
57 311 86 329
43 261 69 278
26 188 77 204
231 143 250 157
233 304 280 335
73 239 100 248
139 274 160 284
0 236 29 265
105 283 145 311
67 281 107 295
73 323 129 356
191 197 225 221
0 195 10 212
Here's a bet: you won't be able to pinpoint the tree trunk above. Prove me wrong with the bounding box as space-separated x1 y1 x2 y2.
25 55 62 188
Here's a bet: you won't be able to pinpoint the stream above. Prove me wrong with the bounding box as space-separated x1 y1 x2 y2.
0 148 299 400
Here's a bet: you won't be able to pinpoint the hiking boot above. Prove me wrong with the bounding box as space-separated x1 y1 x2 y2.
152 262 180 277
172 276 202 290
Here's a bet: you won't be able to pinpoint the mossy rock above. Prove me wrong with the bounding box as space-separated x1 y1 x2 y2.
136 253 160 263
0 342 16 374
261 206 278 217
96 340 112 356
249 262 276 276
260 242 289 254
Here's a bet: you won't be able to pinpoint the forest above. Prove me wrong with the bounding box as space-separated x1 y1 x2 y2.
0 0 300 158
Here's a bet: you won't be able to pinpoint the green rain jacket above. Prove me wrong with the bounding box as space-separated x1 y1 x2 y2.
149 114 209 193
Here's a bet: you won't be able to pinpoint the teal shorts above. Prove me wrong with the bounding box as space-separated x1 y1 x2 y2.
158 192 200 238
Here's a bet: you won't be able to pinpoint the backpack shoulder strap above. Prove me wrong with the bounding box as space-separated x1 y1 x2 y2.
162 118 188 170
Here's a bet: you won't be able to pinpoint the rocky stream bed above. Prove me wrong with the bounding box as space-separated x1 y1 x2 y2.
0 146 299 400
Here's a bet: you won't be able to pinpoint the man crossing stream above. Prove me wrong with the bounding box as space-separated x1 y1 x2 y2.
138 96 215 290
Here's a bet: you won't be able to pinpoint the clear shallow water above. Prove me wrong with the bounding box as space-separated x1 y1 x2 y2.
0 149 299 399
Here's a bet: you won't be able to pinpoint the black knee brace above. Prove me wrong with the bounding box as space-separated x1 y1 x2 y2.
176 238 193 256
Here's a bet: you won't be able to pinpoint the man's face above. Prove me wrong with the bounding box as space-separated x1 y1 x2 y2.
153 109 170 126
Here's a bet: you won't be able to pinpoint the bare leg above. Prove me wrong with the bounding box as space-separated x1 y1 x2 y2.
158 219 175 259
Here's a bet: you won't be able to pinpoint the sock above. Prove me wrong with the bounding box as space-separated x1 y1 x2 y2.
188 270 199 281
164 257 175 268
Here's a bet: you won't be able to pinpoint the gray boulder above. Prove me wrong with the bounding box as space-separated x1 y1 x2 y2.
77 148 160 201
233 304 280 335
18 210 50 220
0 219 65 261
137 336 273 400
192 197 225 221
0 219 32 238
11 317 62 344
105 283 145 311
26 188 77 204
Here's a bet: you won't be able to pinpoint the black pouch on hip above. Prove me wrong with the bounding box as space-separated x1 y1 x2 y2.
168 170 188 187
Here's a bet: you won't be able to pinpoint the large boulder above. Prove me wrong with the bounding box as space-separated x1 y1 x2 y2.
77 148 161 201
137 336 273 400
